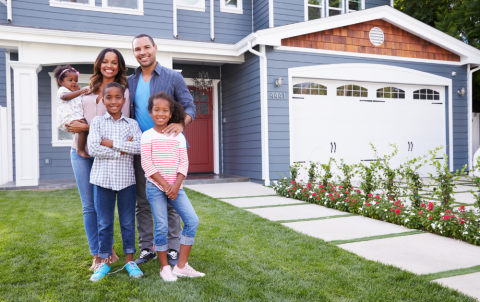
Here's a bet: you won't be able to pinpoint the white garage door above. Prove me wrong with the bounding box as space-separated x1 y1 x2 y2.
291 79 446 176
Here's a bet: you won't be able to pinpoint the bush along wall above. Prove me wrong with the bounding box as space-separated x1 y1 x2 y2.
273 146 480 246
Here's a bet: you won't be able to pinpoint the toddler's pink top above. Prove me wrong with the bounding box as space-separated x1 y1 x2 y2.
71 89 130 153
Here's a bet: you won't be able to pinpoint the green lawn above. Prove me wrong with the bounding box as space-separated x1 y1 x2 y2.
0 188 474 301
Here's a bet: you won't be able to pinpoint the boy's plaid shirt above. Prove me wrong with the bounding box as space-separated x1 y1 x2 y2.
87 112 142 191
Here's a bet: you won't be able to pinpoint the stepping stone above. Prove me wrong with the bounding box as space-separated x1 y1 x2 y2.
283 216 411 242
434 272 480 300
340 233 480 274
220 196 306 208
246 204 344 221
185 182 276 198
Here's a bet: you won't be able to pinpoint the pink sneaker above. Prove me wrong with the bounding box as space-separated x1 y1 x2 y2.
173 263 205 278
160 265 178 282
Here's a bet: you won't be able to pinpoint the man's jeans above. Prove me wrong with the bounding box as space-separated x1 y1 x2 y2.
94 184 136 258
70 149 98 256
146 181 199 251
134 155 181 252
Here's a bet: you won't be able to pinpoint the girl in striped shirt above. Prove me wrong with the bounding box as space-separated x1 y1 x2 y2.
141 91 204 282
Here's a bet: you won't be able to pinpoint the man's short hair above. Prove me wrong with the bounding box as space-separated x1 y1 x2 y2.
133 34 155 46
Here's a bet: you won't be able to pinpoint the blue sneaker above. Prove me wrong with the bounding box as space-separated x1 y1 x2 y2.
126 261 143 278
90 263 110 282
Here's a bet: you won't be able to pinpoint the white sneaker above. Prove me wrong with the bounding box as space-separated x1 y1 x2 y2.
160 265 178 282
173 262 205 278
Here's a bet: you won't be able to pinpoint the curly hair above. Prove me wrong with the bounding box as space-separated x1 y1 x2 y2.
148 92 185 127
89 48 128 93
52 65 76 87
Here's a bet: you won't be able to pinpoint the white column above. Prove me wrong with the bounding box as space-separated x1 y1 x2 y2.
0 106 8 184
9 62 41 186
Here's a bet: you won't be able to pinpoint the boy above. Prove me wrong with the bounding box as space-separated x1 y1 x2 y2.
87 82 143 282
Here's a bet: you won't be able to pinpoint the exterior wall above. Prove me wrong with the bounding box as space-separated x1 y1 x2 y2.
173 64 220 79
365 0 390 9
253 0 270 31
221 51 262 180
273 0 303 27
266 47 468 179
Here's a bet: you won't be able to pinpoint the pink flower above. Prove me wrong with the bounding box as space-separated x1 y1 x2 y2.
312 192 316 196
441 217 445 220
419 210 423 215
395 208 401 215
291 180 295 184
368 193 373 198
331 198 335 201
394 201 400 205
421 203 426 207
293 186 296 189
446 210 450 213
428 216 432 220
376 201 379 204
317 196 320 199
346 191 349 194
460 220 465 224
366 203 371 206
460 206 465 210
351 186 354 190
375 195 380 199
356 190 361 193
328 193 333 197
339 185 342 189
319 185 324 188
346 198 350 202
400 204 404 207
336 194 340 197
305 194 307 196
321 190 325 193
390 209 394 212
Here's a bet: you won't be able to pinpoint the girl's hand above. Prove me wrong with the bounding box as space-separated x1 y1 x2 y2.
163 183 172 195
80 87 91 95
166 184 180 200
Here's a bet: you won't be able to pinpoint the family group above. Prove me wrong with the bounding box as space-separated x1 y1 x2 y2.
56 34 203 282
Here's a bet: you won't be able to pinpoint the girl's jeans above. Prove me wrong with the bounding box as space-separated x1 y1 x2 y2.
94 184 137 258
70 148 98 256
146 180 199 252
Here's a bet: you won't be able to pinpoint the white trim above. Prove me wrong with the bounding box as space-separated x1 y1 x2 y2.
275 46 467 66
5 51 12 181
183 78 221 174
468 65 480 170
269 0 274 28
305 0 324 21
6 0 11 22
210 0 215 41
220 0 243 14
176 0 206 12
49 72 92 147
254 5 480 64
173 0 178 38
288 63 454 171
49 0 144 15
0 106 8 184
346 0 365 13
390 0 393 7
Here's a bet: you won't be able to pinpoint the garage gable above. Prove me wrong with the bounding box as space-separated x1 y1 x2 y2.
280 19 460 62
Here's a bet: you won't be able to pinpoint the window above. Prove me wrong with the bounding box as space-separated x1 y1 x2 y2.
337 85 368 97
346 0 362 12
377 87 405 99
293 83 327 95
413 89 440 100
220 0 243 14
327 0 343 16
306 0 323 21
49 0 143 15
177 0 206 12
49 72 92 147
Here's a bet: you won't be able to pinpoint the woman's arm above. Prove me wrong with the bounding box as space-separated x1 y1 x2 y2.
65 120 89 133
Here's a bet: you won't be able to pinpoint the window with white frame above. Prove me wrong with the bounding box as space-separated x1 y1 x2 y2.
49 0 144 15
327 0 343 16
346 0 363 12
293 82 327 95
306 0 323 21
176 0 206 12
49 72 92 147
220 0 243 14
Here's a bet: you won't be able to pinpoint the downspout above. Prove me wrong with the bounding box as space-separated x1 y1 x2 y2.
5 51 12 181
468 64 480 171
7 0 11 22
390 0 393 7
210 0 214 41
248 40 271 185
173 0 178 38
268 0 273 28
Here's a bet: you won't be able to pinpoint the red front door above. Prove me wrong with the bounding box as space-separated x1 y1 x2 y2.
184 86 214 173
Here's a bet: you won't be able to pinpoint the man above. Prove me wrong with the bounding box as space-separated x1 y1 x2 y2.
128 34 196 265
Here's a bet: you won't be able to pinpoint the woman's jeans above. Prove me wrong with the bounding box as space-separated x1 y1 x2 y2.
94 184 137 259
146 180 199 252
70 148 98 256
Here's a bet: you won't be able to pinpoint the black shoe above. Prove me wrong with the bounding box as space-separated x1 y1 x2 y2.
167 249 179 266
135 249 156 265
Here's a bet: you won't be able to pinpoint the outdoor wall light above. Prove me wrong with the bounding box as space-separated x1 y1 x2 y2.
275 77 283 87
452 71 457 76
458 87 466 96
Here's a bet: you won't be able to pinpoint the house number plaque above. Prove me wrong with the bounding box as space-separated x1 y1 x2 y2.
270 93 286 99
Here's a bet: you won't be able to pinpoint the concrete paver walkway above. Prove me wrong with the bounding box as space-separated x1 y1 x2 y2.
185 181 480 300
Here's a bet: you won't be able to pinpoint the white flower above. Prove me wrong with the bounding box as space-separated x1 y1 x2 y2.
441 212 445 216
431 224 436 229
309 196 313 199
410 213 415 216
384 209 387 212
405 219 409 223
464 231 469 235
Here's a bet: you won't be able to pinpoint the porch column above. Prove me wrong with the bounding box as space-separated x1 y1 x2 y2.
9 62 41 186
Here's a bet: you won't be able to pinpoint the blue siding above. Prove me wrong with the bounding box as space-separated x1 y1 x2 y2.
273 0 303 27
253 0 269 31
221 51 262 180
0 50 5 107
172 64 220 79
365 0 390 9
215 0 253 43
266 47 469 179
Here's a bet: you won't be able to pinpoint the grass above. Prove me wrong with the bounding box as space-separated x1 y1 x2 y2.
0 188 475 301
423 265 480 281
330 231 425 245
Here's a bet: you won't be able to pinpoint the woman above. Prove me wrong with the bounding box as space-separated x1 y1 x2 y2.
67 48 130 270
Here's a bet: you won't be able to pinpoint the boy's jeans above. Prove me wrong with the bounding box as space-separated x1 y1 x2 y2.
146 180 199 252
94 184 136 258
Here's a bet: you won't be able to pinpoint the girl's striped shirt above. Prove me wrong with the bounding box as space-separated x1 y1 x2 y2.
141 128 189 191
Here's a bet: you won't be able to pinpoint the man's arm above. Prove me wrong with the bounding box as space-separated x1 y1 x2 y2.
163 72 196 137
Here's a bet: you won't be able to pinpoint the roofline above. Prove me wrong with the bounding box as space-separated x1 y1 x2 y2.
247 5 480 64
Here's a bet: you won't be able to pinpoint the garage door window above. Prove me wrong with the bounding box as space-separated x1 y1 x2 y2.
377 87 405 99
413 89 440 100
293 82 327 95
337 85 367 97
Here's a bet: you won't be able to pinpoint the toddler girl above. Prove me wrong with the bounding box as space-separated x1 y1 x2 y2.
53 65 90 158
141 91 204 282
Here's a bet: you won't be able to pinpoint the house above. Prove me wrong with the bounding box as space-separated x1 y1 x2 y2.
0 0 479 187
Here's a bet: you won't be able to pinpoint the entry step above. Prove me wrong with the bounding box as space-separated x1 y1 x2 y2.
183 174 249 185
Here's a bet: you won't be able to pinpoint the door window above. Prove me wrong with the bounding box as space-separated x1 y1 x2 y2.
413 89 440 100
293 82 327 95
336 85 367 97
377 87 405 99
190 88 210 114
